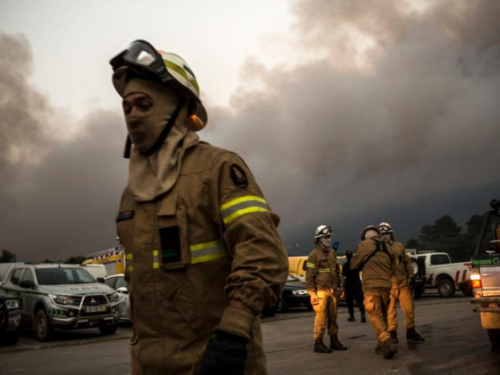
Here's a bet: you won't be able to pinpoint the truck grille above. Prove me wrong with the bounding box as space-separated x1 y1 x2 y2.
72 295 108 306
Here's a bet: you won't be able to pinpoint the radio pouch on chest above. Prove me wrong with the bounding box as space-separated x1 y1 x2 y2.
157 193 191 270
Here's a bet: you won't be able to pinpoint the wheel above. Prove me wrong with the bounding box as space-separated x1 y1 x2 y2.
437 279 455 297
35 309 55 341
260 306 278 317
99 324 118 335
0 330 20 345
276 297 288 313
460 282 473 296
487 329 500 348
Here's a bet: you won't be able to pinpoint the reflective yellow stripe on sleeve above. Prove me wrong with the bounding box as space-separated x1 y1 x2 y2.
125 253 133 272
306 262 316 268
153 250 160 269
190 240 228 264
220 196 269 225
319 268 331 273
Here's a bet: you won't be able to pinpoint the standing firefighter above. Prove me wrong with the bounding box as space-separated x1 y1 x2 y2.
379 222 425 343
342 250 366 323
306 225 347 353
351 226 397 359
110 40 288 375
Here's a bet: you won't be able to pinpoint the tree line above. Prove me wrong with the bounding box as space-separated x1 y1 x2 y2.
405 213 487 262
0 249 87 265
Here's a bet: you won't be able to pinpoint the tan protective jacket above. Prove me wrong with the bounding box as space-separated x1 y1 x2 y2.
116 142 288 375
390 240 413 288
305 247 342 296
351 237 393 289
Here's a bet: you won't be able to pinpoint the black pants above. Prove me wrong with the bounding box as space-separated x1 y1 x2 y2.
345 287 365 317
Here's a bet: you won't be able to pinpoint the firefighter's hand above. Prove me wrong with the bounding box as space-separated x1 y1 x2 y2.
310 294 319 305
194 330 248 375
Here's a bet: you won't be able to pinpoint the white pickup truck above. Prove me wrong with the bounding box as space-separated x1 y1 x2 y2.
408 250 472 297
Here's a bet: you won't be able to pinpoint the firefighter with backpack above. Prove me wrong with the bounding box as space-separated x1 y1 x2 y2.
351 225 398 359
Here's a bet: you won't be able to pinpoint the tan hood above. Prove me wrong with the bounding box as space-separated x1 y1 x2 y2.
123 78 199 202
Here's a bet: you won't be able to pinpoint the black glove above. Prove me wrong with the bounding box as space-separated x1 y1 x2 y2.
194 330 248 375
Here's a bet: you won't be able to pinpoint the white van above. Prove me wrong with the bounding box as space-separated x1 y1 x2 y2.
80 264 108 281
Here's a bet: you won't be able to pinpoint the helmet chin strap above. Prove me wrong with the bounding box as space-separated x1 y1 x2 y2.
122 97 187 159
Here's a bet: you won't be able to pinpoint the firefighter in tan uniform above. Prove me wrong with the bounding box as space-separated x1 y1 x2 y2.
351 226 397 359
379 222 425 343
110 40 288 375
306 225 347 353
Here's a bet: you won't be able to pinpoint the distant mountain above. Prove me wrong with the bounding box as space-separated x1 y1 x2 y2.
282 180 500 256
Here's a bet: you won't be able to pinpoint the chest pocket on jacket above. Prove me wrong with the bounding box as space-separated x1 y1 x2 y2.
157 193 191 270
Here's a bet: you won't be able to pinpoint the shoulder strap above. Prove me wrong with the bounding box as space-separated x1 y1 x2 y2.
359 240 393 270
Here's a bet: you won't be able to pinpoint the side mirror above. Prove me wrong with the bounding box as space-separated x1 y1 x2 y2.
97 277 105 283
117 286 129 294
20 280 35 289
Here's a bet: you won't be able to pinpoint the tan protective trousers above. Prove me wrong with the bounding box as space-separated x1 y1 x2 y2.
363 288 391 343
387 285 415 331
313 290 338 340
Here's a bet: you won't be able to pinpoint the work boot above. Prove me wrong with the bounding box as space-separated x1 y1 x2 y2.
380 339 398 359
330 334 347 350
374 341 383 354
361 312 366 323
389 330 398 343
406 328 425 342
314 339 332 353
348 315 355 322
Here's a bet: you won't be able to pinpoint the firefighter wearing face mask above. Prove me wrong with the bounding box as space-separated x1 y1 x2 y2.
110 40 288 375
305 225 347 353
379 222 425 344
351 226 397 359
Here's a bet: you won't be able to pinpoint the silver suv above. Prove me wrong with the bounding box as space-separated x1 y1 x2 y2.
0 263 122 341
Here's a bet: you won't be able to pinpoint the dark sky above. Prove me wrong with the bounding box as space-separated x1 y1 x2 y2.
1 0 500 261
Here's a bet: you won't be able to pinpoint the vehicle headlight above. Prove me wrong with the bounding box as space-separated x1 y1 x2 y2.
107 292 120 303
5 299 21 310
50 294 74 305
292 290 308 295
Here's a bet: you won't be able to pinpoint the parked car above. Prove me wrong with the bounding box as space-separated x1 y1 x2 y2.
0 263 122 341
0 288 22 345
104 274 130 322
262 275 311 317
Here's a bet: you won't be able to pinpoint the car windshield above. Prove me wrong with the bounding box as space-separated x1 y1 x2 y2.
36 268 96 285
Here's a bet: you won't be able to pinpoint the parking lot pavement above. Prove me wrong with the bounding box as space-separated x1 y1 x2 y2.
0 324 132 353
0 292 469 354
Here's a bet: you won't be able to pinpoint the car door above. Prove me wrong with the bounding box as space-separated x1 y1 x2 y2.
7 268 26 316
19 268 36 320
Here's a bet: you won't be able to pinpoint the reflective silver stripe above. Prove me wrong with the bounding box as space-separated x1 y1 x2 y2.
190 240 227 264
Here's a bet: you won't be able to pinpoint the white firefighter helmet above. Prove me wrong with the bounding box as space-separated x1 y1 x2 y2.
315 225 332 239
379 222 393 233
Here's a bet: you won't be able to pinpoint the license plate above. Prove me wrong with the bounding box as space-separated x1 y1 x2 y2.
85 306 107 313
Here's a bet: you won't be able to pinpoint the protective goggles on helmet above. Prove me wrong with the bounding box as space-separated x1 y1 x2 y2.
378 222 393 233
111 40 170 82
315 225 332 238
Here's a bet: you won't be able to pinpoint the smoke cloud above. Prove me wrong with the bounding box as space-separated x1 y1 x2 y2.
0 34 127 261
204 0 500 249
1 0 499 259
